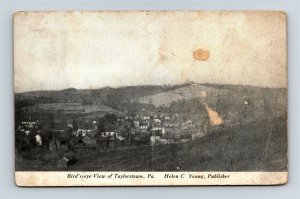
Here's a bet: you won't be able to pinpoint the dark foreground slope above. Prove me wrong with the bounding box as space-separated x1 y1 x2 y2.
16 116 287 171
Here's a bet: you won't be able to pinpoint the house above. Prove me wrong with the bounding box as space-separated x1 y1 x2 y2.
140 129 148 134
181 120 194 130
154 118 161 123
141 116 150 120
115 134 125 146
139 121 149 130
133 120 140 128
66 119 74 128
163 120 174 127
21 121 39 129
150 136 161 145
150 121 165 137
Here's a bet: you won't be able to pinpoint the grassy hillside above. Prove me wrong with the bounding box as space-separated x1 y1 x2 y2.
16 117 287 171
15 85 187 105
135 83 287 126
15 83 287 129
136 83 228 107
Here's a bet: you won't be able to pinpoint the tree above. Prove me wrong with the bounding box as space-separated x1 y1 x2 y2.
98 113 118 132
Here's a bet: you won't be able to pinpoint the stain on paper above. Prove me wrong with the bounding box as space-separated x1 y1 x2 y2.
193 48 210 61
205 103 223 125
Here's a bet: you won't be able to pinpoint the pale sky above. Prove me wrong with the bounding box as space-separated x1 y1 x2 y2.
14 11 287 92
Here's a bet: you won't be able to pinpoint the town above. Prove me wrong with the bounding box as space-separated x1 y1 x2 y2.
14 84 215 169
14 84 287 171
16 111 210 157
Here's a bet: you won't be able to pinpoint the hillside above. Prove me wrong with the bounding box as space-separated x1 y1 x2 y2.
16 116 287 171
15 84 188 108
15 83 287 128
15 83 287 171
136 83 229 107
135 83 287 126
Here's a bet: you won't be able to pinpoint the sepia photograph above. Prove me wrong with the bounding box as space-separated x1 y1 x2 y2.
14 11 287 186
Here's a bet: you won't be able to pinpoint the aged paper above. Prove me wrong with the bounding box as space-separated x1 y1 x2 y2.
14 11 287 186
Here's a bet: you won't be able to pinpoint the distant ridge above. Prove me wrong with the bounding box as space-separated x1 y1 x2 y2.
61 88 78 92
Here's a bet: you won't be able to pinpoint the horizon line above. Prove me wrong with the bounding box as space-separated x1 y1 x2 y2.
14 82 287 94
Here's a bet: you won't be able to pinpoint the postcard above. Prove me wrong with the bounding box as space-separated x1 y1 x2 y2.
14 11 287 186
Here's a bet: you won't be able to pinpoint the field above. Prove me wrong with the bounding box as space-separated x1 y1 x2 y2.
136 84 229 107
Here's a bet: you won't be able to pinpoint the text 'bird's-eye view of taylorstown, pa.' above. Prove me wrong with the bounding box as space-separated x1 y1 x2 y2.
14 11 287 174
